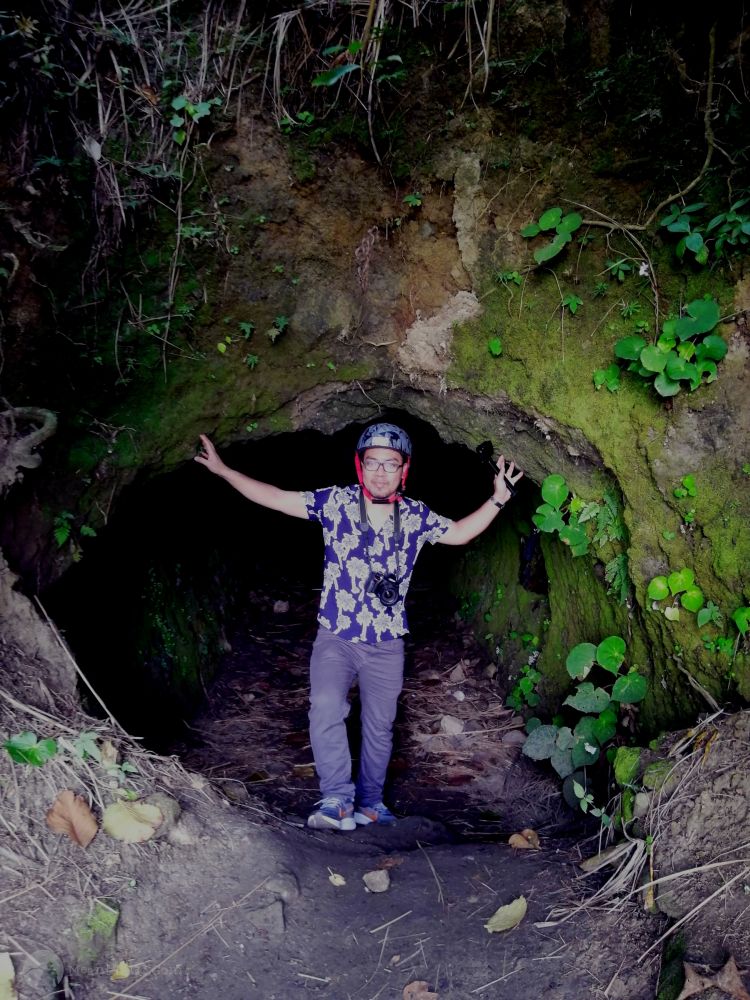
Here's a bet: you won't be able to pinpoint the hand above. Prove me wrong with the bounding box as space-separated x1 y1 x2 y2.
493 455 523 504
194 434 226 476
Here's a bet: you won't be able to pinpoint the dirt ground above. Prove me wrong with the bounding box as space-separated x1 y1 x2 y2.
2 583 749 1000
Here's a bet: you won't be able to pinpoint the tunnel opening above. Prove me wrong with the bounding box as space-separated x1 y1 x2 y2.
44 412 558 830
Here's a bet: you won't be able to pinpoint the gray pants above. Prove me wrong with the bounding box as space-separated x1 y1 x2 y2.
309 627 404 805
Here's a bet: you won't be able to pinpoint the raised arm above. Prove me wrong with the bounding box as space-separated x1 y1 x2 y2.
194 434 308 520
439 455 523 546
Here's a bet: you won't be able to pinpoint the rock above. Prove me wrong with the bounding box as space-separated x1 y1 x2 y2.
633 791 650 819
452 690 466 702
246 899 285 935
483 663 498 680
17 946 64 997
166 812 204 847
363 870 390 893
272 600 289 613
439 715 464 735
265 870 300 903
502 730 526 746
449 662 467 683
144 792 181 838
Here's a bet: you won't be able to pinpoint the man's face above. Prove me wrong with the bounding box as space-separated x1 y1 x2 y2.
361 447 404 499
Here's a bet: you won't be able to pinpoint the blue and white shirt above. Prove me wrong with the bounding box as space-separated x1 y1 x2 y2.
302 485 453 644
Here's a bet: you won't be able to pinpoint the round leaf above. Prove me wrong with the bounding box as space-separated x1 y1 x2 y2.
521 725 558 760
541 474 569 509
697 334 727 361
611 672 648 704
532 503 565 533
653 372 681 397
668 568 694 596
538 207 562 231
550 746 575 778
596 635 626 673
680 586 704 613
614 335 647 361
593 708 618 744
533 233 570 264
566 642 597 679
571 737 600 768
647 576 669 601
563 683 611 714
640 346 667 373
520 223 541 237
556 212 582 234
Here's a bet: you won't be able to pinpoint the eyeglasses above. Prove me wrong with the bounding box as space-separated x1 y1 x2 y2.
362 457 403 473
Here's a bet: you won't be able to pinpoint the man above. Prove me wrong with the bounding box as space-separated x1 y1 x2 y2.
195 423 522 831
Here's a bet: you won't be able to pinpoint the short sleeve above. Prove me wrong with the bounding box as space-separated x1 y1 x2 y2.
301 487 333 523
420 504 453 545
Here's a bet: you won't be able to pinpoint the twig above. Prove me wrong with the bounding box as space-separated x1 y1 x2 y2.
369 909 412 934
416 840 444 906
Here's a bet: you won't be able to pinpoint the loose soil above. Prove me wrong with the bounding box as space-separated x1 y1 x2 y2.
2 582 749 999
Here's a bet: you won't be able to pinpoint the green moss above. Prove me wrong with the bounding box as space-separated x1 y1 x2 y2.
613 746 642 786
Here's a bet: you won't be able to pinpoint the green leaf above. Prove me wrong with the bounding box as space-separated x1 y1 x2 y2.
593 364 620 392
593 708 618 744
614 335 647 361
664 606 680 622
732 606 750 636
573 715 598 745
596 635 626 673
640 346 667 373
4 731 59 766
533 233 570 264
558 524 589 555
611 672 647 704
664 352 690 381
674 297 720 339
653 371 681 397
551 746 575 778
312 63 360 87
538 207 562 231
694 360 718 384
696 606 713 628
488 337 503 357
520 223 540 237
566 642 597 680
169 114 184 127
73 731 102 762
563 683 611 714
556 212 582 235
521 724 559 760
696 334 727 361
540 474 569 509
680 586 704 613
684 231 704 252
555 726 575 751
647 576 669 601
667 567 694 596
532 503 565 533
571 737 600 767
171 95 188 110
173 128 187 145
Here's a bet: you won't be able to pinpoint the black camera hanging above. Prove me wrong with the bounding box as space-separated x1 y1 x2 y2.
358 488 402 607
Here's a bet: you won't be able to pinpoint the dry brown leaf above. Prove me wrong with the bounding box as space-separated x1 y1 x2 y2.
676 957 750 1000
508 828 540 850
46 789 98 848
102 800 163 843
403 981 438 999
520 828 540 848
0 952 17 1000
100 740 118 768
376 855 404 870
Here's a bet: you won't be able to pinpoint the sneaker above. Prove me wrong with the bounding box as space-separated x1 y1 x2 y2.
354 801 397 826
307 796 356 831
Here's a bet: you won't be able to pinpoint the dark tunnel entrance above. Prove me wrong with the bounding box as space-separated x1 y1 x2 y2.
43 413 552 827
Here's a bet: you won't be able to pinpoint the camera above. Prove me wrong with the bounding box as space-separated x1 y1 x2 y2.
365 572 401 607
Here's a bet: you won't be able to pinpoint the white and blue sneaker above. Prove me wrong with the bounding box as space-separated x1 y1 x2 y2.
354 801 397 826
307 796 356 831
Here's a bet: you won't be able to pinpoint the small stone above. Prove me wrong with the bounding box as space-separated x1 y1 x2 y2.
452 690 466 702
144 792 181 839
449 662 467 683
440 715 464 735
483 663 498 679
273 600 289 614
633 791 650 819
502 730 527 746
363 870 390 893
18 947 64 997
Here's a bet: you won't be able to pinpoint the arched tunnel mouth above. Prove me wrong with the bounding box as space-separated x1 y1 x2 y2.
44 411 561 835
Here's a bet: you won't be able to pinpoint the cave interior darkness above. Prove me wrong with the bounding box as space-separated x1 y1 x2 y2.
44 411 547 749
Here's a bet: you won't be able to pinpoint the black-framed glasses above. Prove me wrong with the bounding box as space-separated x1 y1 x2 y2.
362 457 403 473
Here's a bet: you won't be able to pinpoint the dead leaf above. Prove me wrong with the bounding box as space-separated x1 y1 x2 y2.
100 740 118 768
363 870 390 893
484 895 527 933
676 957 750 1000
0 953 17 1000
111 961 130 982
508 828 540 850
403 981 439 999
46 789 98 848
292 763 316 778
102 800 163 843
376 855 404 870
327 868 346 887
